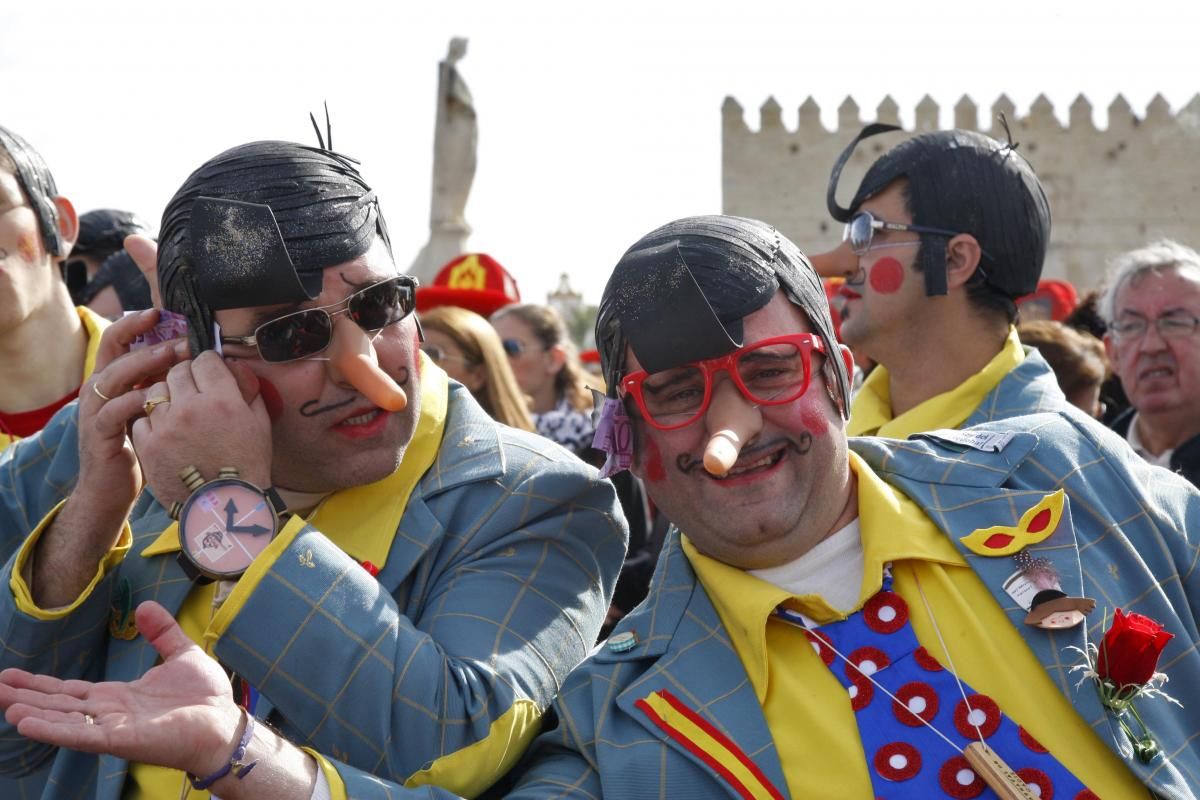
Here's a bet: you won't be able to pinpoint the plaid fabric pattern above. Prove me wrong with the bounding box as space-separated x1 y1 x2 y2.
505 408 1200 800
0 385 627 799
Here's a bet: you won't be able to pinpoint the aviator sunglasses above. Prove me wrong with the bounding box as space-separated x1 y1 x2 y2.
220 275 418 363
844 210 966 256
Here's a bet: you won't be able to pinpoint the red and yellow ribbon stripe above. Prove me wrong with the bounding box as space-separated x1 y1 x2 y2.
635 689 785 800
959 490 1065 557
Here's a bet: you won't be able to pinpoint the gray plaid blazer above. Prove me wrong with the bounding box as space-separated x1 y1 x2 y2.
0 383 628 799
503 412 1200 799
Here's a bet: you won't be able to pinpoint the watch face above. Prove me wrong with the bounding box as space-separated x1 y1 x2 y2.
179 479 278 580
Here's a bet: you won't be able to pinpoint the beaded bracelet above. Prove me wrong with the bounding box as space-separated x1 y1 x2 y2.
187 707 260 790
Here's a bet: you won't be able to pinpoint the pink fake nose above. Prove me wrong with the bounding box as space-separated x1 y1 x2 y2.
809 243 858 279
702 381 762 477
328 317 407 412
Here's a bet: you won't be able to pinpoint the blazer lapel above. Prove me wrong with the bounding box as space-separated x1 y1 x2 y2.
857 436 1125 760
612 546 788 800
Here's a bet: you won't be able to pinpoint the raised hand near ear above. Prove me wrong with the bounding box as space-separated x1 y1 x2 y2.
124 234 161 309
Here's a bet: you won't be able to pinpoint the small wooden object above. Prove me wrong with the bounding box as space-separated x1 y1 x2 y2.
964 742 1040 800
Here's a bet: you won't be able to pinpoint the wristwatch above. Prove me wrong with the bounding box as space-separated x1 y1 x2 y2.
174 466 286 583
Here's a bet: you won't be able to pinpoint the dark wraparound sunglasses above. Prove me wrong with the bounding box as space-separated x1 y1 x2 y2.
221 275 418 363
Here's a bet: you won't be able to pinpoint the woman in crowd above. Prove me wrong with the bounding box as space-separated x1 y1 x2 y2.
490 303 599 456
1017 319 1110 418
419 305 535 432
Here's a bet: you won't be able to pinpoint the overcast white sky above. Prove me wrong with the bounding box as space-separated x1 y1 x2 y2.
3 0 1198 304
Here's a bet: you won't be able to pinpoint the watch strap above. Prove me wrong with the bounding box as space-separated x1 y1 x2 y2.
264 486 287 517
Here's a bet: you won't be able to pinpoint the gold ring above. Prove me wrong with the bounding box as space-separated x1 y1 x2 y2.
143 396 170 417
92 383 112 402
83 714 95 726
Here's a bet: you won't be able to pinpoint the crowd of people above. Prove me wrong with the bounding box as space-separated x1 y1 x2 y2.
0 115 1197 800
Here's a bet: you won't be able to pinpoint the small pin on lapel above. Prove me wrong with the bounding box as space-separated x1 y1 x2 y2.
960 490 1065 557
108 578 138 640
1005 552 1095 630
607 631 638 653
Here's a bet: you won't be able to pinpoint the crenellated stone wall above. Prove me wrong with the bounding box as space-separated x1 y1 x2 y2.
722 94 1200 291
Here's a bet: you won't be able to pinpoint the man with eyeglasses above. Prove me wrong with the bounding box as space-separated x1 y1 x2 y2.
0 124 108 451
1103 239 1200 486
0 140 626 799
497 216 1197 799
809 125 1069 438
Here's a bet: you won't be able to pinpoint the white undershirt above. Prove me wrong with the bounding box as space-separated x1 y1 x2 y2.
749 517 865 620
1126 413 1175 469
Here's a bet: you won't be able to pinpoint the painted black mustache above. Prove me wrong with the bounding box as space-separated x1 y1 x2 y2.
297 366 411 417
676 432 813 475
300 397 356 418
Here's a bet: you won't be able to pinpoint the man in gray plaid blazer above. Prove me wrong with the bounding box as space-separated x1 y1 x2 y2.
495 216 1197 799
0 141 627 798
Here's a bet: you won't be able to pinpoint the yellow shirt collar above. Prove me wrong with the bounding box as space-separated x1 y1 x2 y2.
1 308 107 449
143 355 450 569
848 327 1024 438
78 306 109 380
684 452 965 703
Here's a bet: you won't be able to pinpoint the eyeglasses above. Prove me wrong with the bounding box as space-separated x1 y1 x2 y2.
1109 311 1200 342
620 333 828 431
844 210 965 257
420 344 476 366
502 338 543 357
220 275 418 363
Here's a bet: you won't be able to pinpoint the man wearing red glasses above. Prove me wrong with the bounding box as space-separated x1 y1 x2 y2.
809 125 1069 439
0 124 108 451
490 216 1195 799
0 140 626 799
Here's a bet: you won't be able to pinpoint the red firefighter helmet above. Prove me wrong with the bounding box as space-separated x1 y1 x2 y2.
416 253 521 317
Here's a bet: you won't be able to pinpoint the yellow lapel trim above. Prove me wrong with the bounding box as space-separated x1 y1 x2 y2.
143 355 449 568
77 306 110 380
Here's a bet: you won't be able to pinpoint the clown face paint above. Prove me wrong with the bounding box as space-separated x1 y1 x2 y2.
214 239 421 493
868 257 905 294
642 434 667 483
17 232 37 263
837 182 926 361
629 293 852 570
0 169 61 335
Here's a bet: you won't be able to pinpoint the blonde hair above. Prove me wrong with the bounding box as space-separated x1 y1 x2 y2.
491 303 598 413
420 306 535 432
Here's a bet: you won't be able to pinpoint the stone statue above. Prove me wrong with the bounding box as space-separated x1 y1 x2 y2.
410 38 477 283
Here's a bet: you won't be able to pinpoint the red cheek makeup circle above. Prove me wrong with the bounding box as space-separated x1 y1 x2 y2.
258 377 285 421
868 257 905 294
643 436 666 483
800 407 828 436
17 233 38 263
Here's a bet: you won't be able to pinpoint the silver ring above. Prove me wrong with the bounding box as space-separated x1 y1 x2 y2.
83 714 95 726
92 384 112 402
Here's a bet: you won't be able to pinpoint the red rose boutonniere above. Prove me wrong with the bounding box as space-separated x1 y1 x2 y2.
1071 609 1181 762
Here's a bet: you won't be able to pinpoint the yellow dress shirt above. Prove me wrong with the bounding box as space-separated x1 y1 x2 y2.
848 327 1024 438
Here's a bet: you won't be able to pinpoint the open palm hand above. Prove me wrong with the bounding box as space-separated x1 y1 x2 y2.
0 601 241 775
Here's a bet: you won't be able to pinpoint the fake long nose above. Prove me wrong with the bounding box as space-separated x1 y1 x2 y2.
702 380 762 477
328 317 408 412
808 241 858 279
